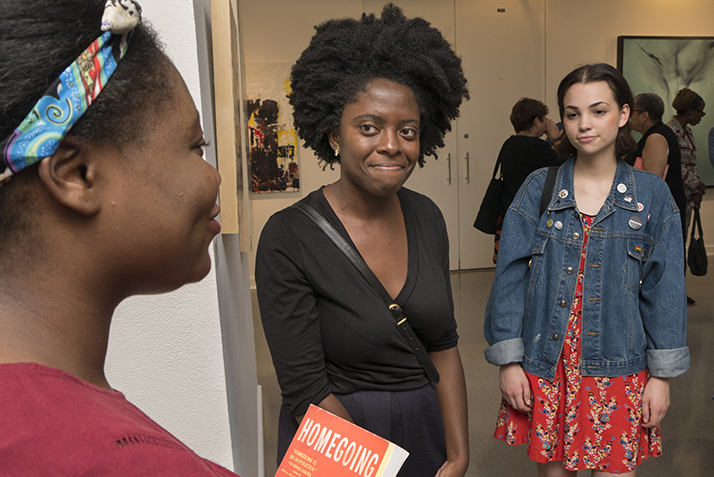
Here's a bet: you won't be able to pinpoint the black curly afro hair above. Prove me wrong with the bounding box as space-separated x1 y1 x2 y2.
289 3 469 167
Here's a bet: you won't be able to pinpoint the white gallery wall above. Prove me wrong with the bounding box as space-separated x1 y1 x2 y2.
105 0 259 475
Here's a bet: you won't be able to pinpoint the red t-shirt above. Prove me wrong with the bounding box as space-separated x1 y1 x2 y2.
0 363 239 476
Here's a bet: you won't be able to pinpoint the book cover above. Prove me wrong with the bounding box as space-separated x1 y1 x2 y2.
275 404 409 477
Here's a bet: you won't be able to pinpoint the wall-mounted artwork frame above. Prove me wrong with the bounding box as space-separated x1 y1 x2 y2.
245 64 300 193
211 0 251 249
618 36 714 186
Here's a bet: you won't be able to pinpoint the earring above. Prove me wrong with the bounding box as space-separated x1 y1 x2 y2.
334 145 340 156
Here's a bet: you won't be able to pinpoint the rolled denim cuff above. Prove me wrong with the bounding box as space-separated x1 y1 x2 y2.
484 337 524 366
647 346 690 378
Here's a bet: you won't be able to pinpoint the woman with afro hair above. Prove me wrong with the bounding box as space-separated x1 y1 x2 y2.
256 4 469 477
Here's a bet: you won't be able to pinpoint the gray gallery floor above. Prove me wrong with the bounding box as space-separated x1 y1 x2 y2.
253 269 713 476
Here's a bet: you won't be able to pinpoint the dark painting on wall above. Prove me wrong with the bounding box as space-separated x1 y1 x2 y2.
247 98 299 193
245 63 300 194
618 36 714 186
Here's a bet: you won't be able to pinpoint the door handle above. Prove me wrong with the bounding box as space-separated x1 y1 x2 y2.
465 152 470 184
447 153 451 185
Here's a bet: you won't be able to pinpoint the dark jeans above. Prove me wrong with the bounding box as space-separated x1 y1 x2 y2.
277 385 447 477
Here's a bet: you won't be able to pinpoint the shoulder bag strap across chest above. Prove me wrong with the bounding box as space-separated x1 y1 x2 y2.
291 201 440 384
540 165 559 217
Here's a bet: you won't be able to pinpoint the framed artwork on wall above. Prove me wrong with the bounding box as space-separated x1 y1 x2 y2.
245 64 300 194
211 0 252 249
618 36 714 186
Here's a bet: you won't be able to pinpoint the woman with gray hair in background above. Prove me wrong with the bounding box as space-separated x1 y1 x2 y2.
628 93 687 254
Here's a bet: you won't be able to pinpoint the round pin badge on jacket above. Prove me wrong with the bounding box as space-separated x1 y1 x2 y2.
628 216 643 230
617 183 627 193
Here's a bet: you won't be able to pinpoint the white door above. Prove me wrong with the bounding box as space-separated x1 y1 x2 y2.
363 0 460 269
405 132 460 269
455 0 546 269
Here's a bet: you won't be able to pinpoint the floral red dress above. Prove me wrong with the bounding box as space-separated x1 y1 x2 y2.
495 215 662 472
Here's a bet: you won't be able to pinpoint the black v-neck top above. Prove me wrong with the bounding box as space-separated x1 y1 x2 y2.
256 187 458 417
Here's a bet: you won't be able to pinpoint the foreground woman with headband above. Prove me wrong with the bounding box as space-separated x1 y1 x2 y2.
0 1 237 474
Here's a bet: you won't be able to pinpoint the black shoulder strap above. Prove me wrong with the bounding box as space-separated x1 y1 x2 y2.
491 156 502 180
540 166 558 216
691 208 703 239
291 201 440 384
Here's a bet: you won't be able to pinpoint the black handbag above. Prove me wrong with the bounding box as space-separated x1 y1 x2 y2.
688 208 707 276
292 202 440 384
473 156 506 234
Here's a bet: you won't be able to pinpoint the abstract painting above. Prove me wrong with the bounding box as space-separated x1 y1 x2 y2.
245 64 300 193
618 36 714 186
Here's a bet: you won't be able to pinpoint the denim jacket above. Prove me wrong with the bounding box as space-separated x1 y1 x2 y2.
484 158 689 381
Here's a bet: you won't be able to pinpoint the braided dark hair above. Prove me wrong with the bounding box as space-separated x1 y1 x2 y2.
289 3 469 167
672 88 704 115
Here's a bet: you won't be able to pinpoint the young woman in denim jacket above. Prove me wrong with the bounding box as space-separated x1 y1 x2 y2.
484 64 689 476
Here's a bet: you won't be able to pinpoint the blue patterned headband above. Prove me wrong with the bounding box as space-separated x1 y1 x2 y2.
0 0 143 186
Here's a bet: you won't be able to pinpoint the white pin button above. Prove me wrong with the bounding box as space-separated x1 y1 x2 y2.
617 183 627 193
555 221 563 230
559 189 569 199
637 202 644 212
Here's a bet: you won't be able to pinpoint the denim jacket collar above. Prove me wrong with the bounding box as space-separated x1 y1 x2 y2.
547 157 640 214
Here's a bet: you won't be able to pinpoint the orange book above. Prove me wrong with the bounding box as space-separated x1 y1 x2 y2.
275 404 409 477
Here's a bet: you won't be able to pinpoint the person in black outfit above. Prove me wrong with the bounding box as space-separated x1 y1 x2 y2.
627 93 686 232
493 98 564 262
255 5 470 477
627 93 688 278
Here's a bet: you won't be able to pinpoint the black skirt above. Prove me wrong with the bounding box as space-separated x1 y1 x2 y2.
277 384 447 477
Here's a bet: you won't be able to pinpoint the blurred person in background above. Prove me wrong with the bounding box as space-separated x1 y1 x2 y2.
627 92 687 266
667 88 706 305
493 97 564 262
